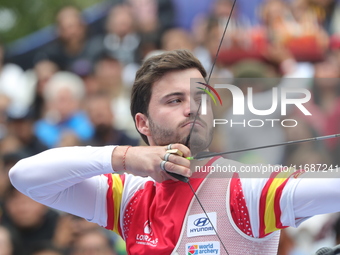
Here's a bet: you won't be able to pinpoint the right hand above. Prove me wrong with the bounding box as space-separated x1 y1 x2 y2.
112 144 191 182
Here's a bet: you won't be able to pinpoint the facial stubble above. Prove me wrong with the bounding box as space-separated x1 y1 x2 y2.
148 116 213 155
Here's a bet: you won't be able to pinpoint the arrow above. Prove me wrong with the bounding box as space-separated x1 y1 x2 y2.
186 134 340 160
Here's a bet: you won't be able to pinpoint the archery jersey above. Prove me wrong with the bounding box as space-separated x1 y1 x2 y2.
105 156 305 254
12 146 333 255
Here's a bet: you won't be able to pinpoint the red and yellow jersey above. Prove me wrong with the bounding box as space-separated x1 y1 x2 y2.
104 157 305 253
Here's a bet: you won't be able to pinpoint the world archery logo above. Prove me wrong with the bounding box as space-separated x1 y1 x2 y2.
186 241 220 255
187 244 199 255
197 82 222 115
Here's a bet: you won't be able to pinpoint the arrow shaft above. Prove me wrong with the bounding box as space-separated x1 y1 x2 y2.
192 134 340 160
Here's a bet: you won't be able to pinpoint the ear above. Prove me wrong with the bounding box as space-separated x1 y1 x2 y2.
135 113 151 137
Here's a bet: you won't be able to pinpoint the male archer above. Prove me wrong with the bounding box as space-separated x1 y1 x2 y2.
9 49 340 254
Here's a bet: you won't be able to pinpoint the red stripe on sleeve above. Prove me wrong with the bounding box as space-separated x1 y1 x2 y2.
274 170 303 229
273 178 289 229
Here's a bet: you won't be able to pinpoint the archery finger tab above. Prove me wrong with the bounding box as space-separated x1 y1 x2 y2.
165 149 183 157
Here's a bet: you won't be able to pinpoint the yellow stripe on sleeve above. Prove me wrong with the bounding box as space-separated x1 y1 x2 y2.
111 174 124 234
264 171 291 234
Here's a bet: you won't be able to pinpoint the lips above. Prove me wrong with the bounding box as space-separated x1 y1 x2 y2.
181 121 204 128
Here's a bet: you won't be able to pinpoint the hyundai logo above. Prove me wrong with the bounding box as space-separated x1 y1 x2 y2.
194 217 210 227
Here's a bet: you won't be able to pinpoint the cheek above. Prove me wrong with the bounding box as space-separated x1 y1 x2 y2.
147 103 166 123
203 116 214 131
202 106 214 120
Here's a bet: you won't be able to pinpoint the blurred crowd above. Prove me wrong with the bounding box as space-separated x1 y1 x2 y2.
1 0 340 254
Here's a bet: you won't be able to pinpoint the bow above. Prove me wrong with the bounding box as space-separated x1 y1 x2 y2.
165 2 340 254
185 1 237 254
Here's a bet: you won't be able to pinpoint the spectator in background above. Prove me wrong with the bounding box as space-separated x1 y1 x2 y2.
70 229 117 255
220 47 314 164
1 152 31 208
277 228 308 255
291 0 340 35
283 115 332 168
51 214 100 254
160 27 209 88
7 112 47 157
127 0 175 63
286 55 340 165
127 0 159 35
57 132 82 148
128 0 174 35
29 242 64 255
0 135 22 157
332 214 340 245
36 6 101 73
92 55 123 98
0 42 32 120
34 72 93 148
161 28 195 52
0 225 14 255
186 17 229 79
259 0 329 62
190 0 265 70
1 185 60 255
30 60 59 121
0 157 8 204
91 4 140 66
92 55 135 135
0 94 10 139
86 94 139 147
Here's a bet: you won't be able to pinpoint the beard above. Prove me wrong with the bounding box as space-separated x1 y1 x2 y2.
148 116 213 156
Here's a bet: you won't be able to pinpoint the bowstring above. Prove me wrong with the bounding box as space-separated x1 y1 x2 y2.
184 1 237 254
185 0 237 146
188 182 230 255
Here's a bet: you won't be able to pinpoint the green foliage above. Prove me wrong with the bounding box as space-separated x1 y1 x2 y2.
0 0 106 44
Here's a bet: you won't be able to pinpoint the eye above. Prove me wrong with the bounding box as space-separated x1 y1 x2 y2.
194 95 204 103
167 98 182 104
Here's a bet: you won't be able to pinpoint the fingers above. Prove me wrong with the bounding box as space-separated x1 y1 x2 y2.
163 152 190 168
119 144 192 183
160 143 191 178
161 160 191 178
165 143 191 158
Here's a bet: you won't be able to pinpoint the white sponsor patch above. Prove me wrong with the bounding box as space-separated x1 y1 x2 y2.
186 241 220 255
135 220 158 247
187 212 217 237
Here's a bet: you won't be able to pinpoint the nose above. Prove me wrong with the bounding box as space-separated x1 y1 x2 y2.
184 95 200 118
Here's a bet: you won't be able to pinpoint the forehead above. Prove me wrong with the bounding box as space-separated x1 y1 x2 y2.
151 68 204 98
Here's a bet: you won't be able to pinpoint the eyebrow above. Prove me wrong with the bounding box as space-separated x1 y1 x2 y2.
161 90 205 101
162 92 185 100
195 90 207 95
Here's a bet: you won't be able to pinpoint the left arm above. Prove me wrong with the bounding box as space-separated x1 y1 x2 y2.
292 176 340 219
